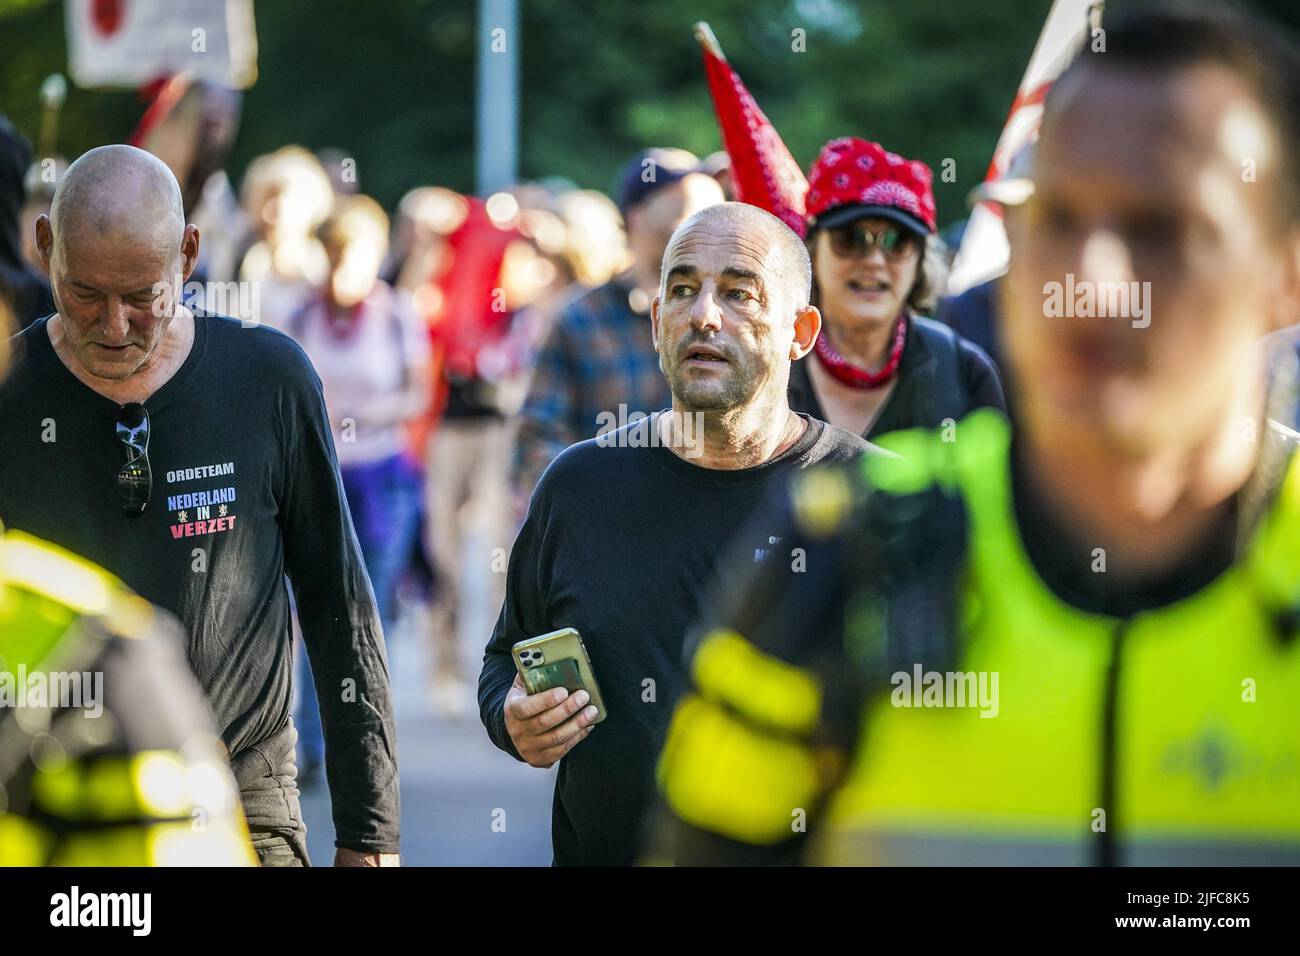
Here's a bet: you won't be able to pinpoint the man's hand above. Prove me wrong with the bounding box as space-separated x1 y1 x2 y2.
334 848 400 867
504 673 598 768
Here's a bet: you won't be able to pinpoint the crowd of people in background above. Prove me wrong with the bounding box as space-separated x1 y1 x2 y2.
218 144 724 767
1 0 1297 870
1 120 752 782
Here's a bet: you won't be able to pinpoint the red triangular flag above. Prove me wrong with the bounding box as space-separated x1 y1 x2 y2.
695 22 808 237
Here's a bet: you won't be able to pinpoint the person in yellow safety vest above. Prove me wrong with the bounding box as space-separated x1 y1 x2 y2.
0 526 257 866
653 2 1300 866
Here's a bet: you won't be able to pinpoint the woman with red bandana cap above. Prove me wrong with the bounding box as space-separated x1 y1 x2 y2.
790 137 1004 439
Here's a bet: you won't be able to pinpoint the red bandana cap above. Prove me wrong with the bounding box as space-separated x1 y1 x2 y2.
805 137 937 236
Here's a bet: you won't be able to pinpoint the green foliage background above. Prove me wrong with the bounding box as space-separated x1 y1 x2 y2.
1 0 1297 228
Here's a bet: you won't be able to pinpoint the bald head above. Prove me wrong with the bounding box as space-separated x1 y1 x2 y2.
663 202 812 312
51 145 185 249
36 144 201 383
653 200 820 416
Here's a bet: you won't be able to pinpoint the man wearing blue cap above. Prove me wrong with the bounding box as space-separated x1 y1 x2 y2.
511 148 724 503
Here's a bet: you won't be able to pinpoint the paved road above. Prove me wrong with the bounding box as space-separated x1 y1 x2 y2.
299 602 556 866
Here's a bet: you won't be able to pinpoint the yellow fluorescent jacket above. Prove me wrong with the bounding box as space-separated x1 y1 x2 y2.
660 410 1300 865
0 530 255 867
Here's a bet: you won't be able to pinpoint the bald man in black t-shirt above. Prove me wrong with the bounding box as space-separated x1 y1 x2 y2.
0 145 399 866
480 202 882 865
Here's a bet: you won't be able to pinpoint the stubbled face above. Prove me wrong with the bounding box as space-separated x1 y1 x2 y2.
1004 64 1295 455
653 218 796 411
40 217 193 380
812 217 920 330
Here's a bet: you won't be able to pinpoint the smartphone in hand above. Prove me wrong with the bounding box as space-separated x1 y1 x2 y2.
512 628 607 724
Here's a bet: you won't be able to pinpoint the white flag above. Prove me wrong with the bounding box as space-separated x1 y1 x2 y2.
66 0 258 91
947 0 1101 295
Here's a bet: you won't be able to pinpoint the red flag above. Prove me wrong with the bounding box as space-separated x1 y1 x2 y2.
695 22 808 237
128 73 191 148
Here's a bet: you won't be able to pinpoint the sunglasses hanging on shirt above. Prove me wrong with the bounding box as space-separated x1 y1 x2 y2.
116 402 152 514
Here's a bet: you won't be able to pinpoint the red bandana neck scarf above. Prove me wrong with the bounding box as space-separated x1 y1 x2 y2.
813 314 907 389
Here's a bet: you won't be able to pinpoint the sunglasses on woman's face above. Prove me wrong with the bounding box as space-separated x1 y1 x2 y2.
116 403 151 514
827 222 921 261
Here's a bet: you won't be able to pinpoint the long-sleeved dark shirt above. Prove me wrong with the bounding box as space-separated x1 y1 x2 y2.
480 412 873 865
0 313 399 854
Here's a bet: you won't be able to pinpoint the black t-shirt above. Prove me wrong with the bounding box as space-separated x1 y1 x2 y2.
0 313 399 853
478 411 873 865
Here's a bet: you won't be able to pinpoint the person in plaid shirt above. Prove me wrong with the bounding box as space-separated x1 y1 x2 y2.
512 148 724 502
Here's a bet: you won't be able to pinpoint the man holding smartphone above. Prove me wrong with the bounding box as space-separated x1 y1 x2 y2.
653 3 1300 866
479 201 880 865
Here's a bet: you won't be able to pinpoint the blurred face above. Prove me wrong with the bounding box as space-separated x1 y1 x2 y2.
812 217 921 330
626 173 725 272
252 182 281 236
325 230 386 307
652 218 815 411
1004 64 1297 455
265 167 333 243
499 238 560 310
37 215 198 380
